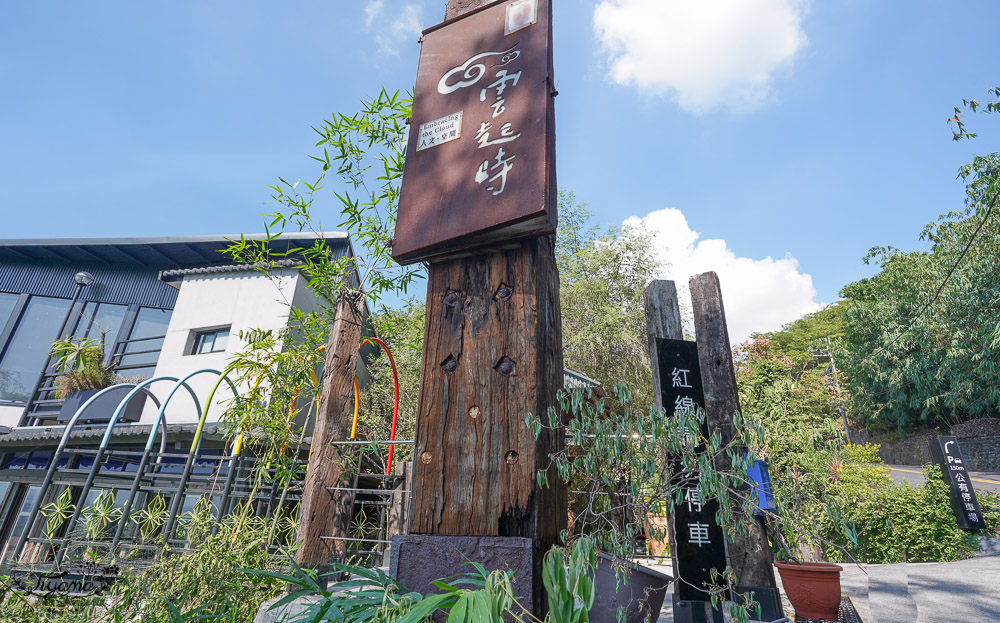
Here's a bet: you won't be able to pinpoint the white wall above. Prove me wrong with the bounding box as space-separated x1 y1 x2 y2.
141 268 303 426
0 404 22 428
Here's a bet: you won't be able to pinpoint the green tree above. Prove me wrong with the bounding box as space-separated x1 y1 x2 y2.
736 336 842 477
752 303 846 364
355 298 425 470
838 86 1000 431
556 190 662 406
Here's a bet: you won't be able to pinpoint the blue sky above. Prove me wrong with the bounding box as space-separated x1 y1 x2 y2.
2 1 998 339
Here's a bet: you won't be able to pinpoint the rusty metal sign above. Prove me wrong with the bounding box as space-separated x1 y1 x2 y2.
391 0 556 265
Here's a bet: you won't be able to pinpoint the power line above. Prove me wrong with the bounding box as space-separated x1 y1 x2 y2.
857 184 999 366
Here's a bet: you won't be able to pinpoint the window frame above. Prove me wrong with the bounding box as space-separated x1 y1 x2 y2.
187 326 231 356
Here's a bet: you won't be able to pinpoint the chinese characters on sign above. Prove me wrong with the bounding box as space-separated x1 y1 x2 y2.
472 49 523 196
929 437 988 530
656 338 728 604
392 0 556 265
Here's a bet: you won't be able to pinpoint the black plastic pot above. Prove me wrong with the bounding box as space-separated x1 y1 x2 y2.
57 387 146 423
590 553 673 623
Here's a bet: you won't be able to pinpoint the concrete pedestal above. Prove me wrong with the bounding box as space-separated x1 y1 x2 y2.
390 534 535 613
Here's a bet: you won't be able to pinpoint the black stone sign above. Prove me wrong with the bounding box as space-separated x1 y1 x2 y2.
929 436 988 531
656 338 728 605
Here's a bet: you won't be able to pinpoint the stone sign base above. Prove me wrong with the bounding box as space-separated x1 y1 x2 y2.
735 585 784 621
389 535 535 614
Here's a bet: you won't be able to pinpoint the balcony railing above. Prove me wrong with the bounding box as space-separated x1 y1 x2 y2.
22 332 167 426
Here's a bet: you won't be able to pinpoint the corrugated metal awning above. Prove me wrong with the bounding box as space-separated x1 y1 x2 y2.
0 233 348 270
0 422 224 448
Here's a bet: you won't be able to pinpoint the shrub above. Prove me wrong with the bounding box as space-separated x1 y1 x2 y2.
821 464 982 563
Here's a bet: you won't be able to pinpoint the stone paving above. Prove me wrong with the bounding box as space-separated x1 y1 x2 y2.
253 555 1000 623
652 555 1000 623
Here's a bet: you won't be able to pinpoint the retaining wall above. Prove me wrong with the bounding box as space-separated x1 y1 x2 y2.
855 429 1000 471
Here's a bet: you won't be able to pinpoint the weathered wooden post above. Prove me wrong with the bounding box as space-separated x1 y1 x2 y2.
388 0 565 616
645 279 727 623
642 280 684 576
689 271 782 621
293 290 365 580
645 277 783 622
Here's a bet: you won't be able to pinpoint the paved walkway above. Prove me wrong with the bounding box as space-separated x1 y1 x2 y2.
652 556 1000 623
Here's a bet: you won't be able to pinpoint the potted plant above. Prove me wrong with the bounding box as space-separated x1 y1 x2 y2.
773 557 843 621
530 384 763 623
51 336 142 423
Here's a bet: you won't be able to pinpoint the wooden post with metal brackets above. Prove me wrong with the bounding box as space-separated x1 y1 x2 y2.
388 0 565 616
689 271 782 622
293 290 365 583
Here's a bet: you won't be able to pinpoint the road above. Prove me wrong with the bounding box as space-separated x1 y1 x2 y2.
888 465 1000 494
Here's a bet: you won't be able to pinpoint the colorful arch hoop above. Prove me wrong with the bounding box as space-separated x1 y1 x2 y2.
353 337 400 474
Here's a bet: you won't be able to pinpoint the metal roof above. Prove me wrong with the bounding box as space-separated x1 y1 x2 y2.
0 232 349 270
0 422 223 448
159 259 303 283
563 367 602 389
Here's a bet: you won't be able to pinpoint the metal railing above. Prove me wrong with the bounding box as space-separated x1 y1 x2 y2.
23 333 167 424
6 448 307 571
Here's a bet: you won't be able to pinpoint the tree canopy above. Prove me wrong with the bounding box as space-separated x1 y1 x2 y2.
837 87 1000 431
556 190 662 406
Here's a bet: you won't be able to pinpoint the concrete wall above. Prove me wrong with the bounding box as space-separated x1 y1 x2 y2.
142 268 302 425
856 429 1000 471
955 436 1000 472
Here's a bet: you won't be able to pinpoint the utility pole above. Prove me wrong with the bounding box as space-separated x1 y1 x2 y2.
825 337 851 444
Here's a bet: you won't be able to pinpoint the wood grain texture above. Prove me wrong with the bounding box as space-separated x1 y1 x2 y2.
410 235 565 543
643 280 684 413
689 272 778 591
294 291 365 571
642 279 684 584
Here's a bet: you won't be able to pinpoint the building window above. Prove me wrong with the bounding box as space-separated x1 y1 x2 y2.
0 292 19 329
115 307 173 378
191 327 230 355
1 485 41 561
0 296 72 403
72 302 127 361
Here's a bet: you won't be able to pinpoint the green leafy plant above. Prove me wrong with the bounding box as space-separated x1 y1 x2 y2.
50 336 121 396
543 537 596 623
530 384 773 622
247 537 599 623
132 493 169 542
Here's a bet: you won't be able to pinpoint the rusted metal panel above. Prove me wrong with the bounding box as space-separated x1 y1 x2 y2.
392 0 557 265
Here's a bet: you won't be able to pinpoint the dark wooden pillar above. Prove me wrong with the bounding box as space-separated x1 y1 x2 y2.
406 235 565 613
410 236 564 539
294 290 365 577
642 280 684 580
391 2 565 616
689 272 781 620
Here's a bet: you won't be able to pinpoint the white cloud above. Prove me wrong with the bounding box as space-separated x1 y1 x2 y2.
593 0 809 113
366 2 423 57
626 208 820 344
364 0 385 28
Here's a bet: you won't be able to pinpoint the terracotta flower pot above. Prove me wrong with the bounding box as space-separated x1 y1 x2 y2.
775 561 843 621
